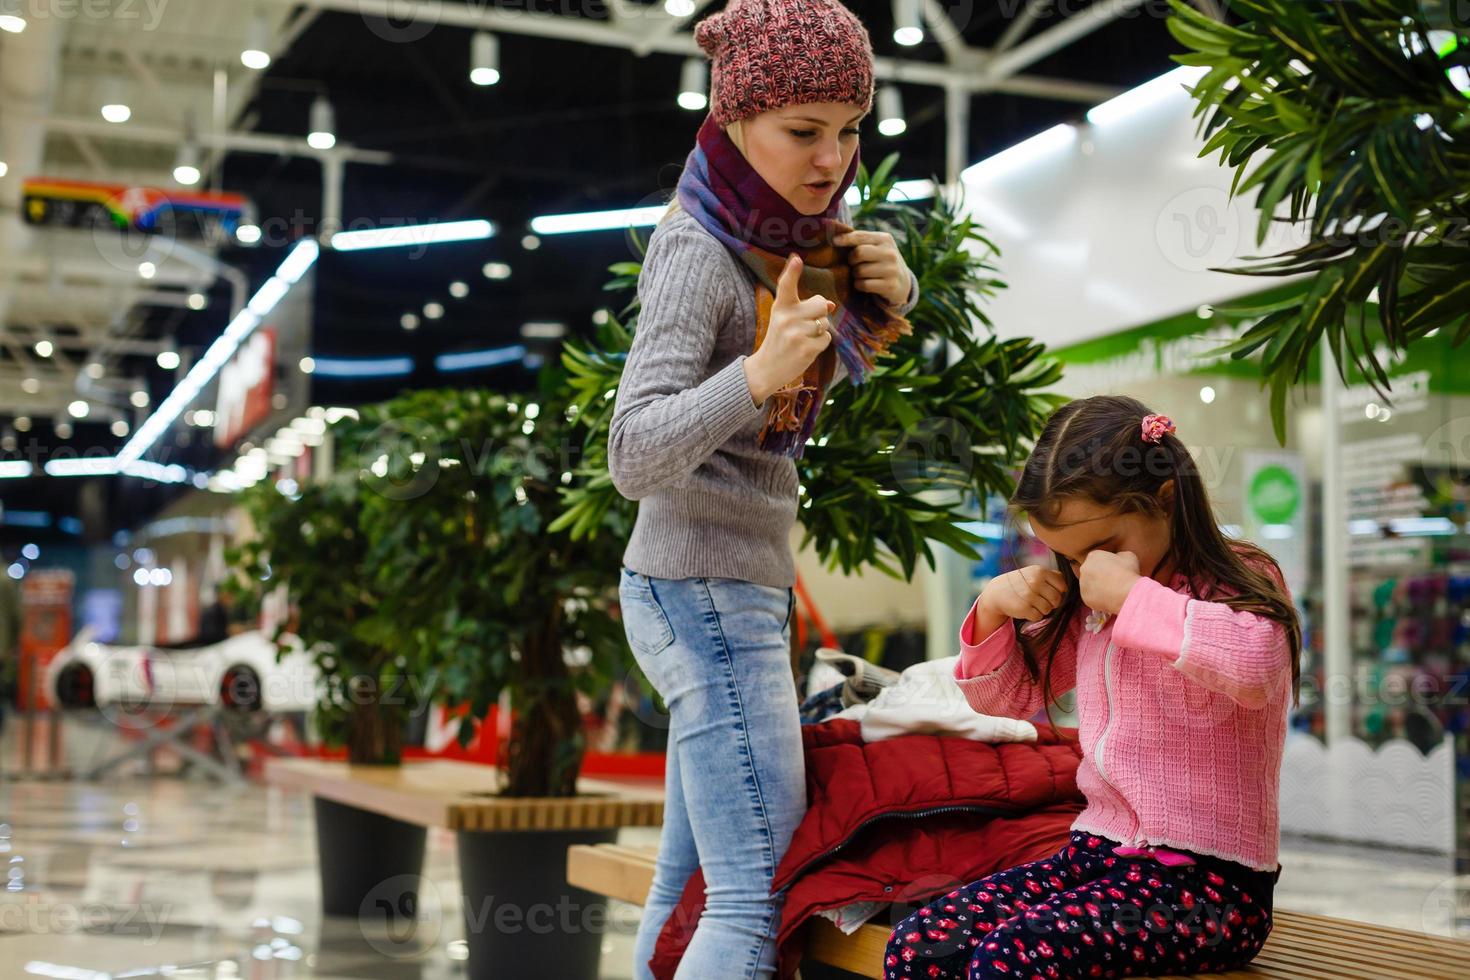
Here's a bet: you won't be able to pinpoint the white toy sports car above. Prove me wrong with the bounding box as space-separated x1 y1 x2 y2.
47 627 320 714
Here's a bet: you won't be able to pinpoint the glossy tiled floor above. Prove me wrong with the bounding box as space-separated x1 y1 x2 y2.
2 750 1467 978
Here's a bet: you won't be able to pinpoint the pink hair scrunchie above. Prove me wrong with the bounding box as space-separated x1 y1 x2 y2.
1141 413 1176 444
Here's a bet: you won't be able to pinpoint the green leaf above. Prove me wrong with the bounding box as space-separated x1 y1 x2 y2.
1269 375 1290 447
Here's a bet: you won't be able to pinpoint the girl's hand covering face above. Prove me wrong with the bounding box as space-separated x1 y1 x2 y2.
1078 549 1142 615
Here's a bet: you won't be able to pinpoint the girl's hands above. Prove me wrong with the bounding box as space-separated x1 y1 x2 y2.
979 565 1068 624
833 228 911 309
1078 550 1142 615
743 253 836 405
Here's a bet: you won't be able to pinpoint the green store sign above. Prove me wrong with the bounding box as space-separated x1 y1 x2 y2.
1049 281 1467 395
1247 464 1301 525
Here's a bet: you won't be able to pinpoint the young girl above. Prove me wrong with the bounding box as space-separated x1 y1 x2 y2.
885 394 1301 979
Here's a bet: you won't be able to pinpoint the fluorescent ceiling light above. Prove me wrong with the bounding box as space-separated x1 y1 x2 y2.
44 457 119 477
434 345 527 373
1085 65 1208 128
116 239 319 467
330 219 496 251
311 356 415 378
530 206 670 235
961 124 1076 184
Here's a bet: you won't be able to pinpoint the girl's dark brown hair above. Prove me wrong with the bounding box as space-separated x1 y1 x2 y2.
1007 394 1303 719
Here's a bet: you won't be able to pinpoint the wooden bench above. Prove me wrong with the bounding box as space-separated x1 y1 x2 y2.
265 758 663 979
567 842 1470 979
265 757 663 831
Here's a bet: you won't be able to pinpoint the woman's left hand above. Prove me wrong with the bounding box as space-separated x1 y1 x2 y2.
1079 550 1142 615
834 229 911 310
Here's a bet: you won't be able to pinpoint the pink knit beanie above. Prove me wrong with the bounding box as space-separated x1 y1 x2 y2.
694 0 876 126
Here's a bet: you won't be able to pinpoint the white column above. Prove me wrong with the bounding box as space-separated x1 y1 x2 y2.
945 81 968 190
1320 343 1350 744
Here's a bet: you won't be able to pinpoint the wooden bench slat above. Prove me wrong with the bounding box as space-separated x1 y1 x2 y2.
805 919 889 974
1277 914 1470 960
1267 916 1470 974
1246 937 1418 977
567 842 1470 980
265 759 664 831
1253 932 1470 976
1245 943 1445 980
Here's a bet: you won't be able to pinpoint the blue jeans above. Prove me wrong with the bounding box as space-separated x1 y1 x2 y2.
619 566 806 980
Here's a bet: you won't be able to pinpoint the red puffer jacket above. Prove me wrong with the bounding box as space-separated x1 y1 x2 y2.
650 718 1085 979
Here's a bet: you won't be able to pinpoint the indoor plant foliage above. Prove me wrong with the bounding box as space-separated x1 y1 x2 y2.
557 154 1065 580
347 387 631 798
226 469 429 766
1167 0 1470 443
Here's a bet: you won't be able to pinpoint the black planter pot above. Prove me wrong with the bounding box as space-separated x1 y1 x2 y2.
457 825 619 979
313 795 428 918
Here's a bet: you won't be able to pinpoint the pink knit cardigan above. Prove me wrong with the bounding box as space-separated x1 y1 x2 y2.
954 563 1292 872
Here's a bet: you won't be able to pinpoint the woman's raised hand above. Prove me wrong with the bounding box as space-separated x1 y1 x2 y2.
743 253 836 405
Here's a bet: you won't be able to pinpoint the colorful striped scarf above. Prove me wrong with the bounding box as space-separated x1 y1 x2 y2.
674 112 912 458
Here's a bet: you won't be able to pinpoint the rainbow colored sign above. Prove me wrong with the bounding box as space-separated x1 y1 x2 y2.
21 177 251 237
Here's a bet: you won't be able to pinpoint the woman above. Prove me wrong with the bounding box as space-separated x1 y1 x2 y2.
608 2 920 976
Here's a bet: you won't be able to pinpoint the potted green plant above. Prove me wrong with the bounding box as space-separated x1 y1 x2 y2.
1165 0 1470 442
340 384 644 978
226 468 436 917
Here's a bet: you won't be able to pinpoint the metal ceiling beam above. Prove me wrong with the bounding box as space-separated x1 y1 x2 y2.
277 0 1120 103
201 7 324 187
7 326 80 387
919 0 972 67
8 254 211 290
979 0 1150 85
64 133 109 177
994 0 1052 55
0 327 174 358
122 49 170 107
630 0 716 57
34 115 394 164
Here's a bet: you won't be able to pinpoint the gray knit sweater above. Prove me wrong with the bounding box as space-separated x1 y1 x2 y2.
607 201 920 589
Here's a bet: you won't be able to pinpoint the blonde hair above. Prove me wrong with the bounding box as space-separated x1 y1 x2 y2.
658 120 747 229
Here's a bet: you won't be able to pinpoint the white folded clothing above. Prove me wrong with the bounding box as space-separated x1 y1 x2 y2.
830 656 1038 744
814 899 889 935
